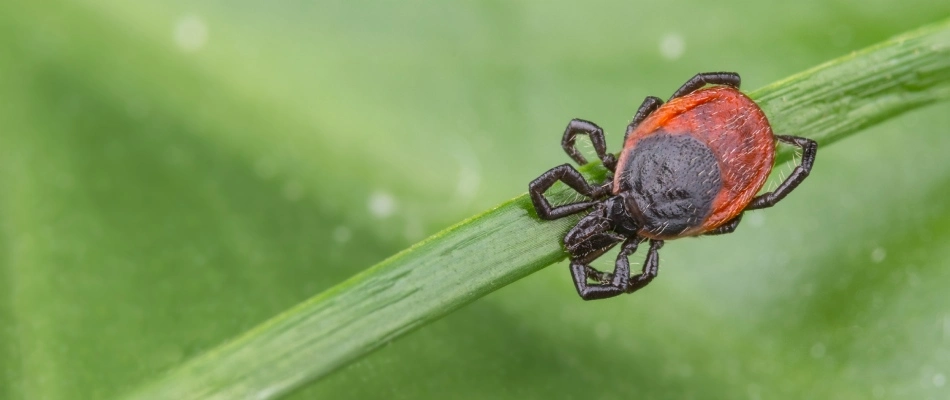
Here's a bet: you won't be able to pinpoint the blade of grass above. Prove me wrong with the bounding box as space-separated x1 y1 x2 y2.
124 18 950 400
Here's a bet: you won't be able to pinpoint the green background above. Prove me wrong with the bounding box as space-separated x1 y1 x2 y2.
2 1 949 399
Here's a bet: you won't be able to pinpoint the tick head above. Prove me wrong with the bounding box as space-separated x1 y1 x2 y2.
604 193 642 237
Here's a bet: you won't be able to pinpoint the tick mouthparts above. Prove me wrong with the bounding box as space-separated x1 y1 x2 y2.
604 195 641 236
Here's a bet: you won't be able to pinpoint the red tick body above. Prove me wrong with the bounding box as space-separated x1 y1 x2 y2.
528 72 817 301
615 86 775 239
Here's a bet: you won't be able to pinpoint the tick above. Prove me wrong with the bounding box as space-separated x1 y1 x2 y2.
529 72 817 301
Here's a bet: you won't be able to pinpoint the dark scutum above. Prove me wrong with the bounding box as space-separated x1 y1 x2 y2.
618 133 722 236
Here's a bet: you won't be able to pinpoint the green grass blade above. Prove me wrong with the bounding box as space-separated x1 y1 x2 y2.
124 18 950 400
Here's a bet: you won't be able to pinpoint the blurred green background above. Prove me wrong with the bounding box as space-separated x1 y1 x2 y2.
2 1 950 399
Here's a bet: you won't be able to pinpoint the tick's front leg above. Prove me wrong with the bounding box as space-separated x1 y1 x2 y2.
529 164 611 220
569 238 642 301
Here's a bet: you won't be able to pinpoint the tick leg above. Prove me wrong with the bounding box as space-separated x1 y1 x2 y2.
703 214 743 236
561 119 617 172
623 96 664 143
625 240 664 294
669 72 741 101
584 265 611 283
569 238 642 301
529 164 611 220
746 135 818 210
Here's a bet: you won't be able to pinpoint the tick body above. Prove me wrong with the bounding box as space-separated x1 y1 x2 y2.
529 72 817 300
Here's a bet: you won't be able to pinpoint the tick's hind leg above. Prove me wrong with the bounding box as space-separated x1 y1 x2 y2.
529 164 611 220
624 96 664 143
746 135 818 210
703 214 742 236
670 72 741 100
561 119 618 171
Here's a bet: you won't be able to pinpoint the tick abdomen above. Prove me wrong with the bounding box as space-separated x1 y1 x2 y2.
615 87 776 237
617 133 722 238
